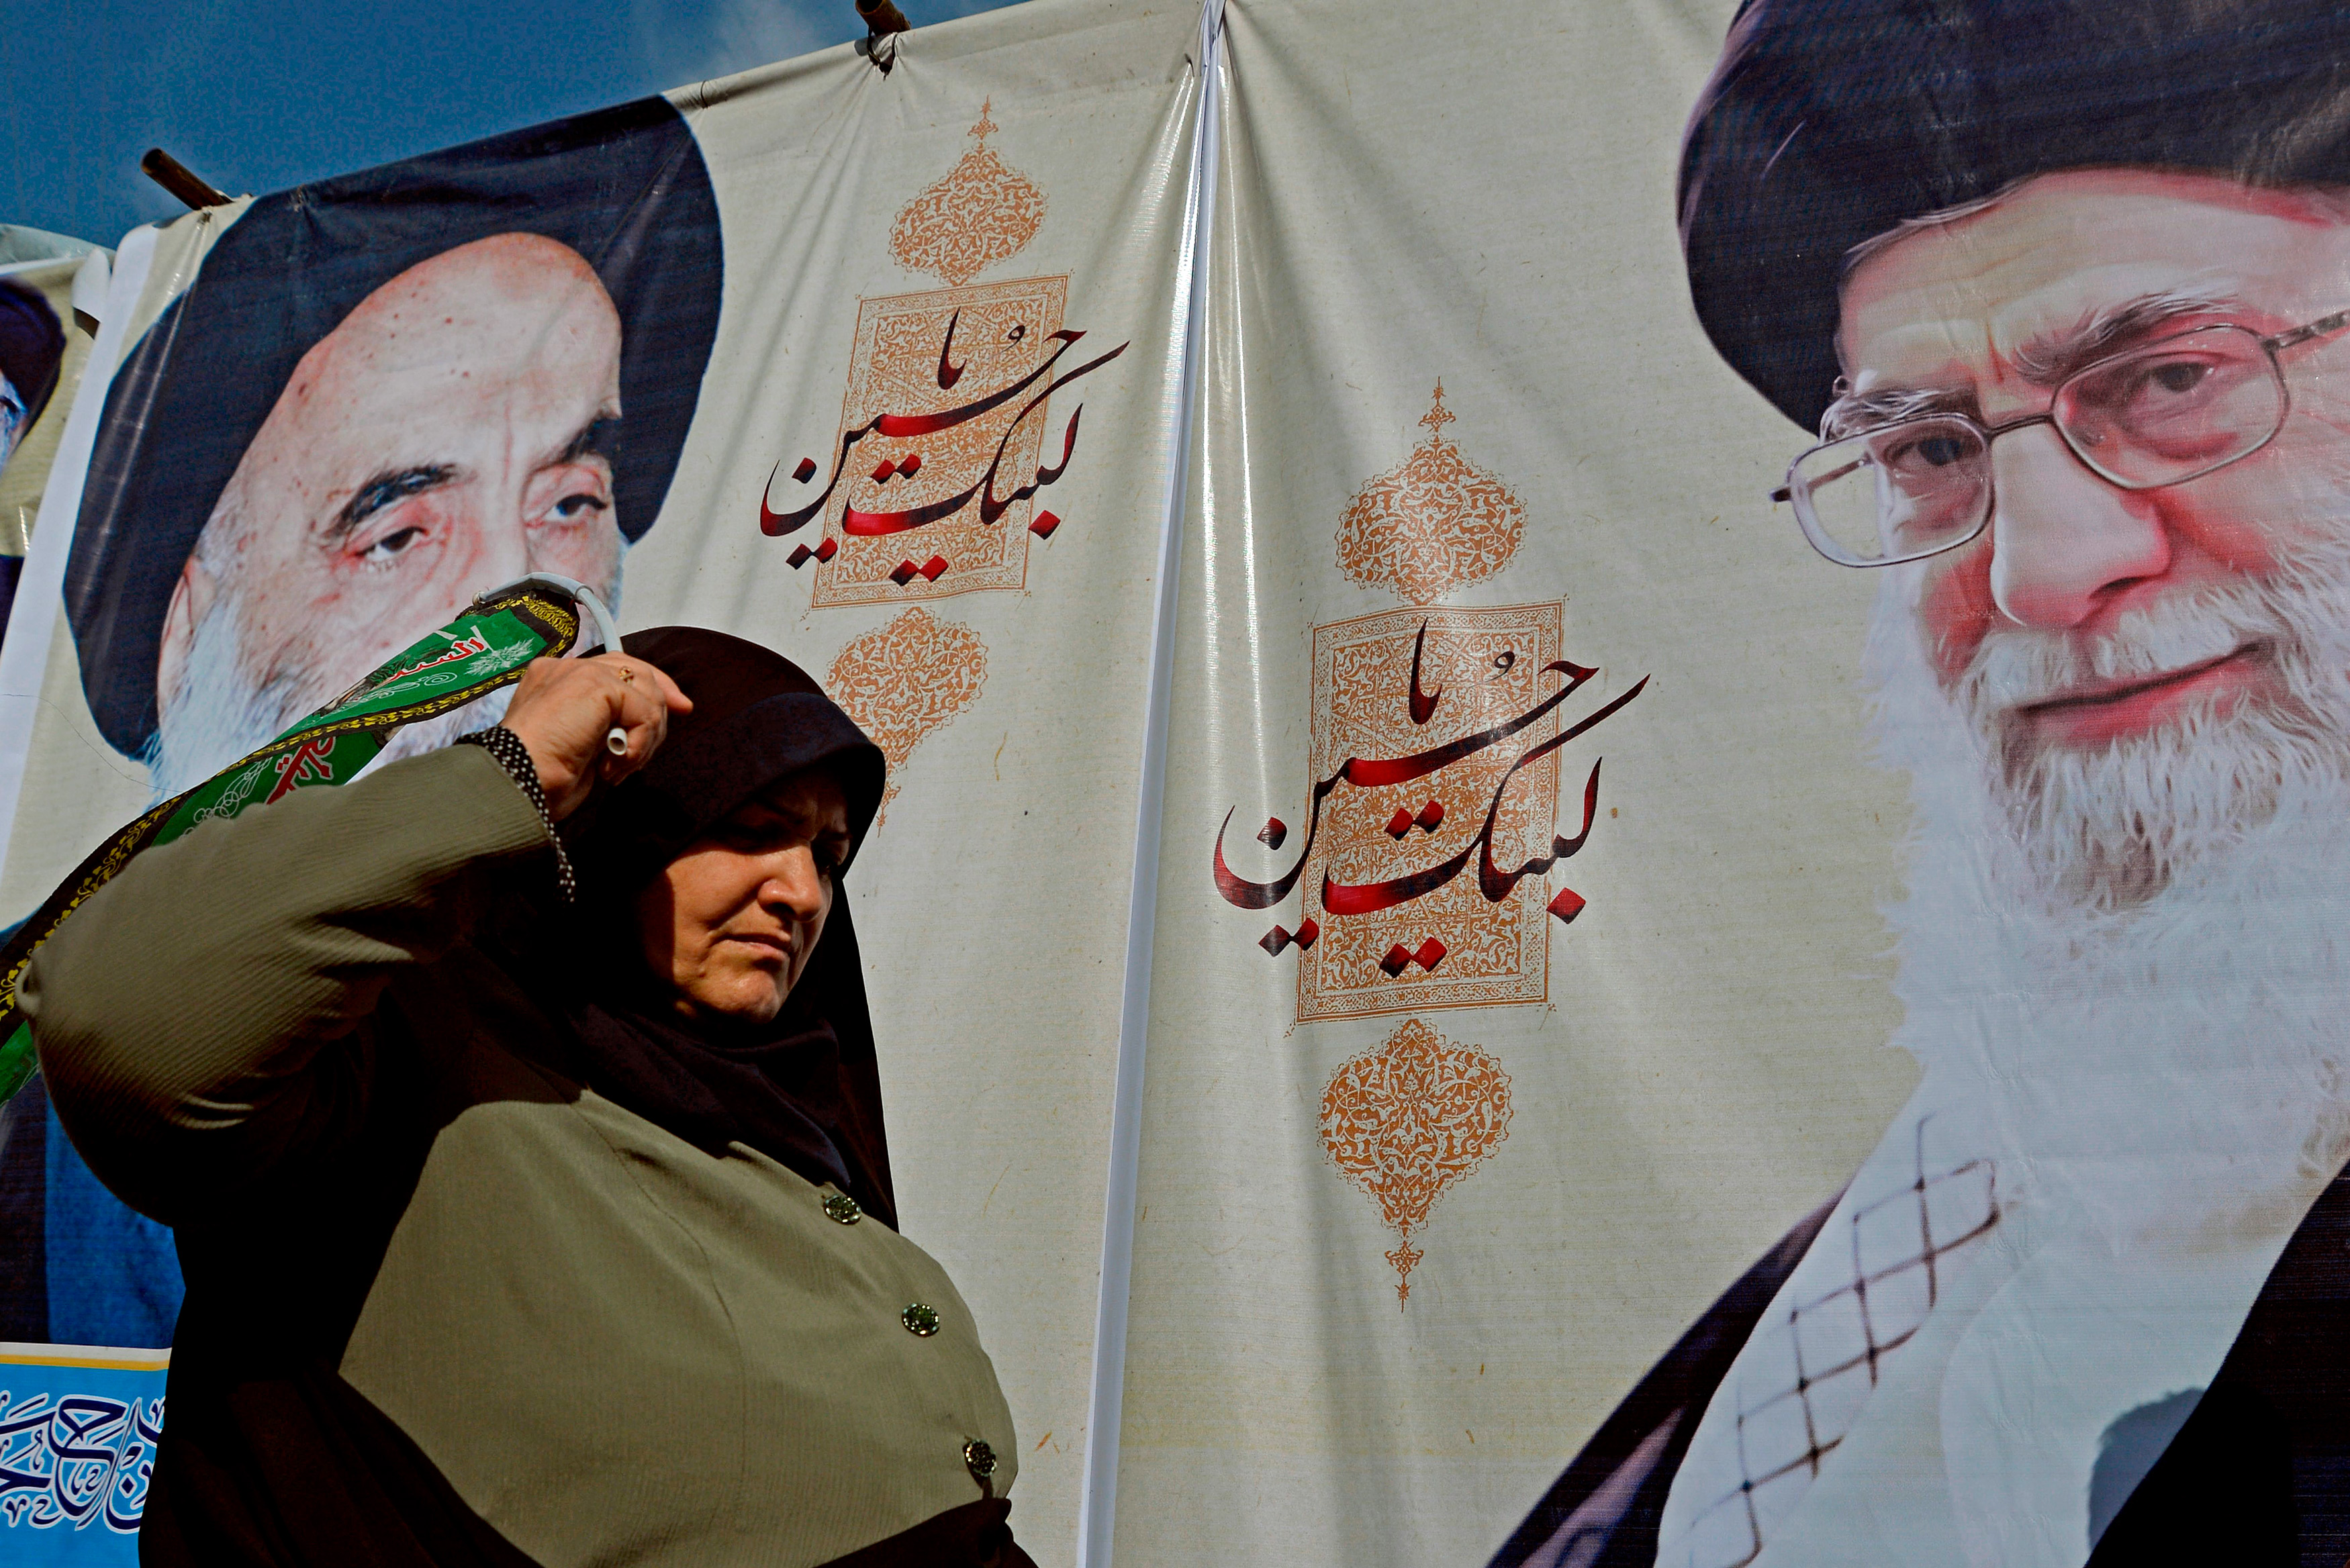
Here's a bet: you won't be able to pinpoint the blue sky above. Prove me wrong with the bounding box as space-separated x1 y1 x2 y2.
3 0 1017 248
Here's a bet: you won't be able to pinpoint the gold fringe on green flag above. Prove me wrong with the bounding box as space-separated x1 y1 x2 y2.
0 574 609 1105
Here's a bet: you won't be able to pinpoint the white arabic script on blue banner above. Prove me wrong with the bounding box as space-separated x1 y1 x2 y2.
0 1347 166 1564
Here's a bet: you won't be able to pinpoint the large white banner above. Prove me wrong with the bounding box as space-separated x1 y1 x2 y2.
0 3 1203 1558
19 0 2350 1563
1111 3 1912 1561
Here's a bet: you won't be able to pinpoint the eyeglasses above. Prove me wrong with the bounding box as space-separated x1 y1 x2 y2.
1773 308 2350 567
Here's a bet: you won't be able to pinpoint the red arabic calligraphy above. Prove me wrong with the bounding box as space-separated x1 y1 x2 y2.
761 320 1125 541
1214 632 1646 920
263 736 338 805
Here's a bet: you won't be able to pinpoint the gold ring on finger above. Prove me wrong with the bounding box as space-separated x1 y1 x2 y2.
619 667 635 685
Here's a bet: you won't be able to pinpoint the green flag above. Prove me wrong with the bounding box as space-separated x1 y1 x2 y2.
0 576 599 1106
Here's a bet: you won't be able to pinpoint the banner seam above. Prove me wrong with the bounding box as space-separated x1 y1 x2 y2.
1074 2 1225 1564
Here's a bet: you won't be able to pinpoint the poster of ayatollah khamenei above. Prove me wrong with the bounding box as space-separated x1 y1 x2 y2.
12 0 2350 1565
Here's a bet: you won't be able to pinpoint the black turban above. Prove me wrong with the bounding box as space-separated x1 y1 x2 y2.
64 95 723 761
1681 0 2350 434
0 279 64 436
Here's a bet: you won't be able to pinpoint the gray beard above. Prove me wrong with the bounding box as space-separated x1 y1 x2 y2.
146 589 307 799
146 574 620 801
1947 543 2350 910
1663 538 2350 1568
1863 543 2350 1232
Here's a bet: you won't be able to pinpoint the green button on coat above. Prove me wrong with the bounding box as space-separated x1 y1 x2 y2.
822 1192 862 1225
902 1302 941 1336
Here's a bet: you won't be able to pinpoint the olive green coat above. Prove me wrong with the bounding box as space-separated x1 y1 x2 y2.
23 744 1018 1566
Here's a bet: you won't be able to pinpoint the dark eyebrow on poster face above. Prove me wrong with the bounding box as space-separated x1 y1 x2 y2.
329 465 459 537
321 416 619 540
1822 291 2247 436
558 413 621 469
2008 290 2243 385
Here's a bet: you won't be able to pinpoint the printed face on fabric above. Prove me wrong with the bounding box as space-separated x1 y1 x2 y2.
0 278 64 476
151 234 626 796
1584 9 2350 1566
61 99 722 804
1847 170 2350 909
634 769 854 1026
0 375 25 470
0 370 26 473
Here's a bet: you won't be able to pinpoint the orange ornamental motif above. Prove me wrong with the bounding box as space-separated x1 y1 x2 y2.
888 101 1047 288
1335 383 1527 606
1320 1017 1513 1308
1208 378 1647 1020
826 607 988 824
1299 605 1567 1022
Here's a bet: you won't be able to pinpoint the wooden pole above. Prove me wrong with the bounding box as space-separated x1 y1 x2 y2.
140 149 231 211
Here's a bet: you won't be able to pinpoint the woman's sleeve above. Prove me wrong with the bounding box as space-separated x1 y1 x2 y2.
20 742 554 1222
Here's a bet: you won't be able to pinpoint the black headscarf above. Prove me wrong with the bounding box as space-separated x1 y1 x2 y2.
1680 0 2350 434
540 626 898 1228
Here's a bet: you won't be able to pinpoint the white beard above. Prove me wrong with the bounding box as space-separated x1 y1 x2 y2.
142 574 622 801
1870 540 2350 1236
148 587 307 799
1658 548 2350 1568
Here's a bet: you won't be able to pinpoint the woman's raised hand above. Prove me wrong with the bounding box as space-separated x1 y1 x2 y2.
499 654 692 820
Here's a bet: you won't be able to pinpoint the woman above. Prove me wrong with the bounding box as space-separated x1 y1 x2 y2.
23 627 1029 1567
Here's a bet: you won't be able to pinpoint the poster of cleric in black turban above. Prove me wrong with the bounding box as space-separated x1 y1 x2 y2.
976 0 2350 1561
1483 1 2350 1565
0 99 720 1391
38 0 2350 1559
68 99 720 803
0 11 1209 1555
